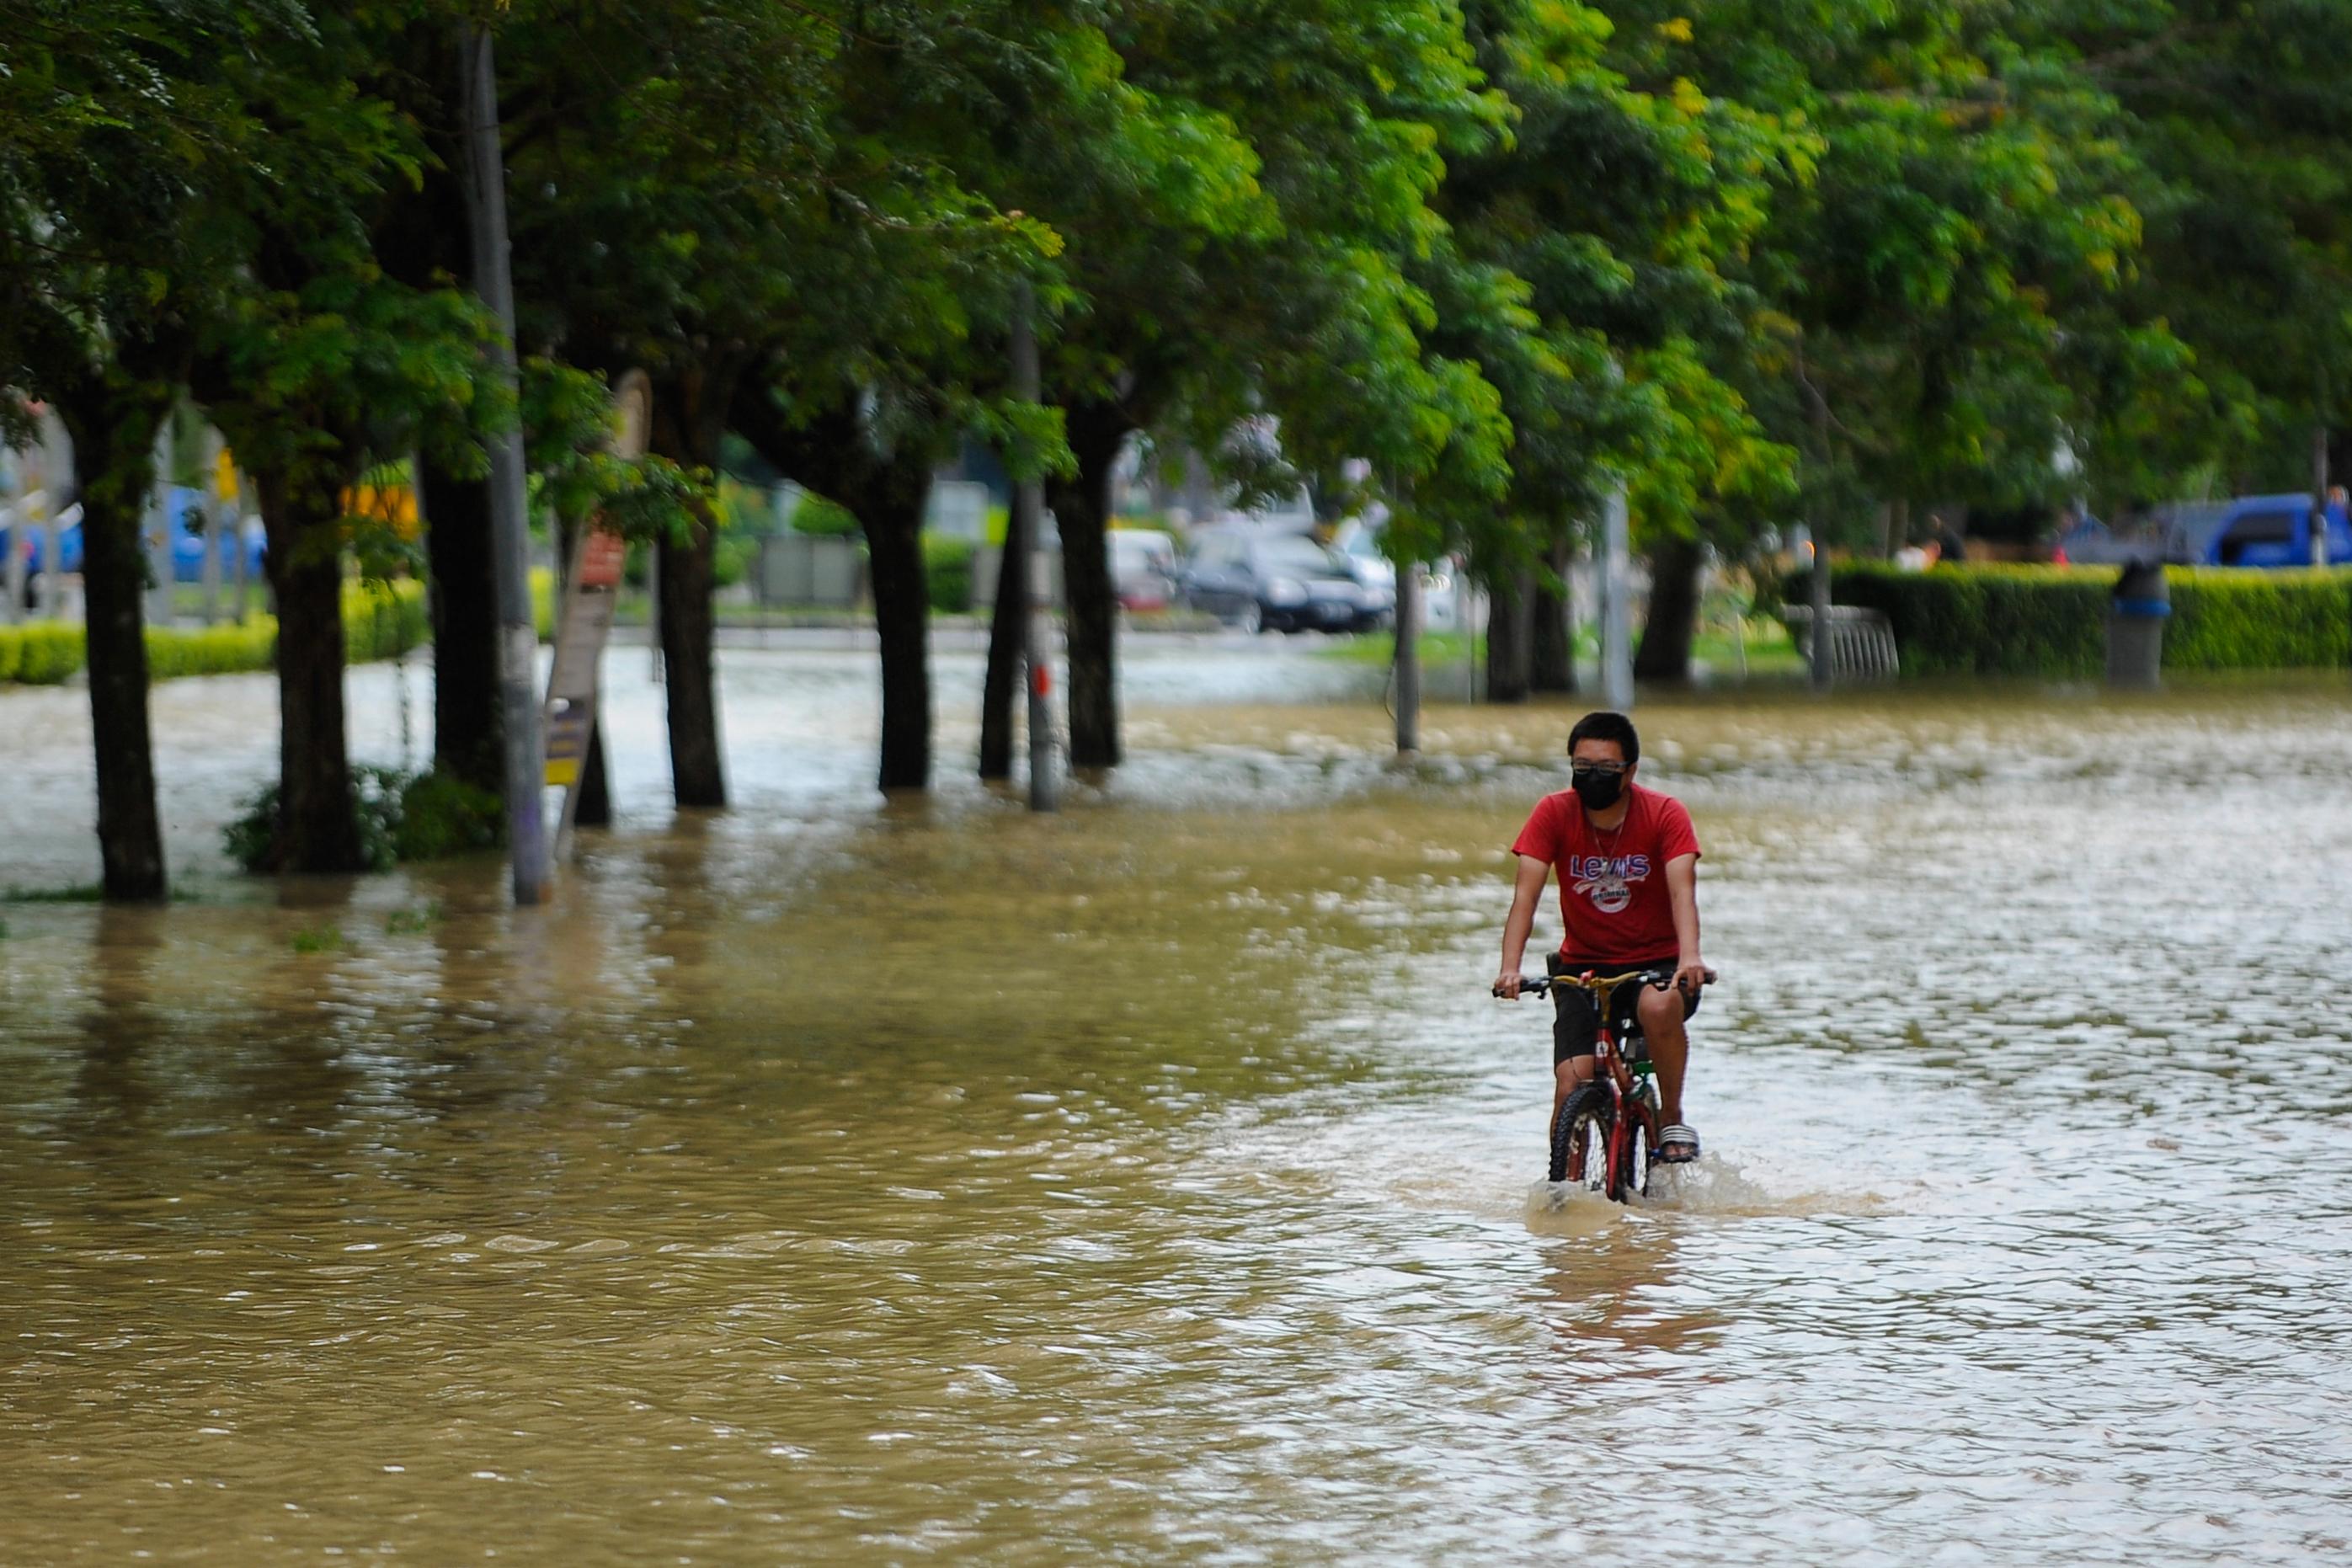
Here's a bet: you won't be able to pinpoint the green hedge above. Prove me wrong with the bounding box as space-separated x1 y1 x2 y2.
1809 562 2352 675
0 623 88 685
0 579 430 686
923 535 974 614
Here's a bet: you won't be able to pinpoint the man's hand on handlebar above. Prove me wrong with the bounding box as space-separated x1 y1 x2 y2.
1491 970 1524 1000
1672 959 1715 999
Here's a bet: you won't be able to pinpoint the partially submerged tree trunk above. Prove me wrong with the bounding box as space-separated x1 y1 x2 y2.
419 458 503 794
1044 403 1133 771
252 461 365 873
1485 567 1531 703
648 361 745 809
1529 536 1576 694
728 379 937 793
1633 533 1703 683
575 719 612 826
978 529 1021 781
56 378 173 901
860 472 934 791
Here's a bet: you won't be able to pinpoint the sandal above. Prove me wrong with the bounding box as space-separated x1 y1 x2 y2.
1656 1123 1701 1164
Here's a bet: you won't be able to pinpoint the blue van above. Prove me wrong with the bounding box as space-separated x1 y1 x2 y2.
2171 494 2352 568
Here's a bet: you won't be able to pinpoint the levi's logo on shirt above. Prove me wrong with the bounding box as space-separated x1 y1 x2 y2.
1567 854 1651 914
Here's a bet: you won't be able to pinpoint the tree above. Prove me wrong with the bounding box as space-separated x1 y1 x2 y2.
3 1 294 898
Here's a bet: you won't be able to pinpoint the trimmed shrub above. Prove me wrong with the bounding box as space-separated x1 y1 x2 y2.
3 579 429 686
2 623 87 685
923 534 975 614
144 621 276 680
1800 562 2352 676
343 579 430 663
2165 568 2352 669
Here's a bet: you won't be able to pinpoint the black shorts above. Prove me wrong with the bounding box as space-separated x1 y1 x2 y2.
1547 952 1699 1066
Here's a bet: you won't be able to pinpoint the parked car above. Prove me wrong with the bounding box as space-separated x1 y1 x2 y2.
1107 527 1178 611
2067 494 2352 568
1180 528 1385 634
1328 518 1398 605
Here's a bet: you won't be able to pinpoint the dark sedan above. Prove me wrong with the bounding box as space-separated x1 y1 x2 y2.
1180 530 1387 635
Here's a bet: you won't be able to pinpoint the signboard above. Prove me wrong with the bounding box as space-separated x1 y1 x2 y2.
542 369 650 833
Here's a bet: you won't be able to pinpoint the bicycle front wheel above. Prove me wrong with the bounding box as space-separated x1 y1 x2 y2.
1614 1112 1651 1202
1549 1083 1615 1189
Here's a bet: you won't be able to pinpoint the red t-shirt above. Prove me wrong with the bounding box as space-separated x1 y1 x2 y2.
1510 783 1700 965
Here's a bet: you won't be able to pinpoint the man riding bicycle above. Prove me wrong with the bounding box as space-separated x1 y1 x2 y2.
1493 710 1708 1164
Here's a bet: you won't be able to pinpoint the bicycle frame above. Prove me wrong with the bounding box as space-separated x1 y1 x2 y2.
1520 968 1668 1197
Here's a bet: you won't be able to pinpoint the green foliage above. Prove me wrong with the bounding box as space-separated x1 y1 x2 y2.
2164 569 2352 671
343 580 430 664
226 760 499 876
143 621 275 680
922 535 976 614
1816 563 2352 675
385 901 444 936
788 492 861 538
1818 563 2112 677
0 623 86 685
289 925 347 956
389 771 503 862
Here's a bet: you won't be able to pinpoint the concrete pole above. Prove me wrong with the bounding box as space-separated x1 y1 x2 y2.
1394 560 1421 755
40 516 61 619
1011 284 1058 812
1601 479 1635 712
3 502 22 624
2313 422 2331 568
143 420 174 629
231 488 251 624
460 24 549 905
1809 531 1834 694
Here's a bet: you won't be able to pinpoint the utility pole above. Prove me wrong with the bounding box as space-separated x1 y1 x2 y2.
1011 285 1059 811
141 420 173 630
1394 558 1421 755
1600 479 1635 712
459 24 549 904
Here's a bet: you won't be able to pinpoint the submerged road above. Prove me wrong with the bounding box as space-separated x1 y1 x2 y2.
3 658 2349 1562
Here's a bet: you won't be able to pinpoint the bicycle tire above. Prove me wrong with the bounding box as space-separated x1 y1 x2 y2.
1548 1083 1615 1189
1614 1114 1651 1202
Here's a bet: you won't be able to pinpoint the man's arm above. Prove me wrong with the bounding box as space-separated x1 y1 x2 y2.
1493 854 1553 998
1664 851 1705 995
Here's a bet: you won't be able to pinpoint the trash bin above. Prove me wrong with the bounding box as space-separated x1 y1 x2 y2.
2106 558 2168 688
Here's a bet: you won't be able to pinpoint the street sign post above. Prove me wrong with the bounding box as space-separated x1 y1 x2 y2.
541 369 651 852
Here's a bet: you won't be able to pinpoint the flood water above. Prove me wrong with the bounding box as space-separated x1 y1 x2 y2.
4 646 2352 1563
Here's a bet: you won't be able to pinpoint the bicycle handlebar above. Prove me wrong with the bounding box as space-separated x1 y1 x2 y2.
1494 966 1716 999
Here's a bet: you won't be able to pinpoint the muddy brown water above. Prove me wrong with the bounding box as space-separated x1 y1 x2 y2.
3 647 2351 1563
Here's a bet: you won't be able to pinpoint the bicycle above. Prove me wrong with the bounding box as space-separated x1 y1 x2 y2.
1498 966 1714 1202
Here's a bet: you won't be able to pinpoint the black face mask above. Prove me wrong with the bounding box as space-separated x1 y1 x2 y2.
1572 770 1624 811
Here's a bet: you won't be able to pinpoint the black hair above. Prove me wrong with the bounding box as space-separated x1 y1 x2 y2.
1566 710 1639 766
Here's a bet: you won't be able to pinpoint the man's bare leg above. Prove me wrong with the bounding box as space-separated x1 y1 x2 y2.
1635 984 1690 1127
1552 1054 1597 1128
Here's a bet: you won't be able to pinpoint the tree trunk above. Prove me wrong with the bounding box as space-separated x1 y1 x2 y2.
1633 533 1703 683
253 463 364 872
1045 404 1132 770
419 458 503 793
1530 536 1576 694
724 373 936 792
979 524 1021 781
648 362 744 809
861 476 933 791
1485 568 1531 703
576 717 611 826
57 383 171 901
657 498 723 807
